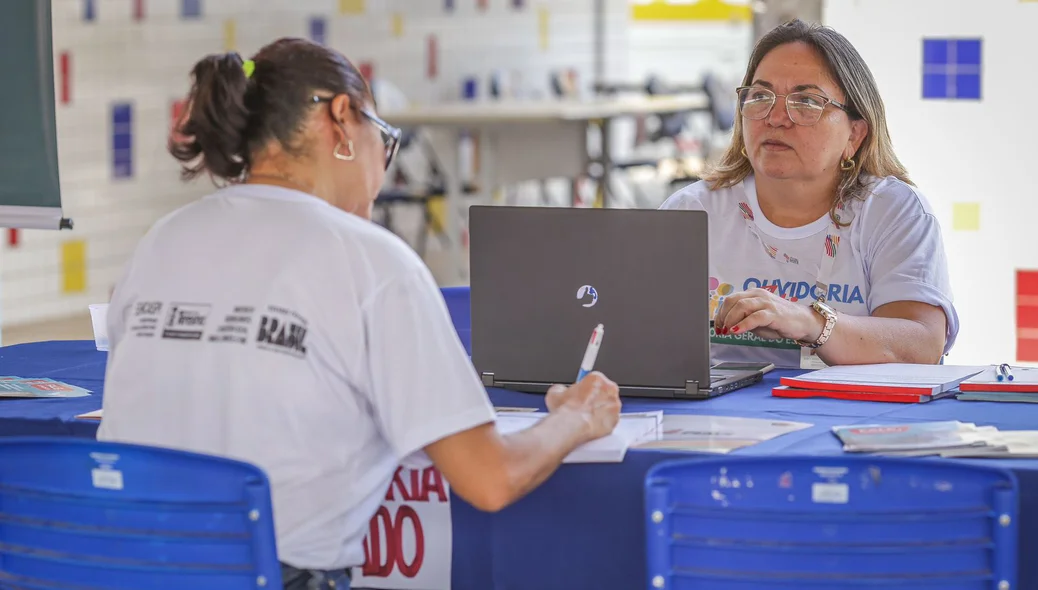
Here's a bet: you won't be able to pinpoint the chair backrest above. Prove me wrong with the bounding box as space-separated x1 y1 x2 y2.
0 437 281 589
441 285 471 355
645 455 1018 590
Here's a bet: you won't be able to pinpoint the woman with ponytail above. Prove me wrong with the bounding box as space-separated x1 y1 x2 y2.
98 38 621 589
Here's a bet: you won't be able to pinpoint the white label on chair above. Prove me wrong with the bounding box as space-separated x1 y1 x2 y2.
811 482 848 504
92 468 124 490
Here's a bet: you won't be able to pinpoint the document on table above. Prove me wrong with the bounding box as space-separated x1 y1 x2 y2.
495 410 663 463
632 414 813 454
75 409 103 420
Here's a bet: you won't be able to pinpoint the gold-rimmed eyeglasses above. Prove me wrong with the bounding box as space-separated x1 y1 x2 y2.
736 86 853 126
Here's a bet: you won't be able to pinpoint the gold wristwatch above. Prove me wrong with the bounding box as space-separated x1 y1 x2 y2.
799 300 837 349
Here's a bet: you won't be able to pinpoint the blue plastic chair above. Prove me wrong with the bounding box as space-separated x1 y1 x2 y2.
441 285 471 355
645 455 1018 590
0 437 281 589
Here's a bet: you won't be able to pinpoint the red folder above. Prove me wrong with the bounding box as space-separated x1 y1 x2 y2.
772 386 949 404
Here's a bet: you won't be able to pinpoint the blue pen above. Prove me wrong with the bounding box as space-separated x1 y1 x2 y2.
576 324 604 382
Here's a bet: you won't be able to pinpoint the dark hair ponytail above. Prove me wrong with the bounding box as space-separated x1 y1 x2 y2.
170 52 250 181
170 38 372 183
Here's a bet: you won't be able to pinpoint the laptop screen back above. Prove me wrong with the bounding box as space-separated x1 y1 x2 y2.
469 206 711 392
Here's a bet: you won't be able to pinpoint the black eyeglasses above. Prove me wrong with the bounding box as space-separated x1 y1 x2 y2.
312 95 402 170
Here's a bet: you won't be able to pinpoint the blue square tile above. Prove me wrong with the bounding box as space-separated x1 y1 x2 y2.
83 0 95 21
310 17 326 44
922 74 947 99
181 0 201 19
955 39 982 65
922 39 948 64
955 74 982 99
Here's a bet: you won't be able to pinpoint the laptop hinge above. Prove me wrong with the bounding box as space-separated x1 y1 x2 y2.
481 372 495 387
685 380 701 396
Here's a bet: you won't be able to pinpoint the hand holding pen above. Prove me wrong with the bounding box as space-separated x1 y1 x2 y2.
544 323 621 441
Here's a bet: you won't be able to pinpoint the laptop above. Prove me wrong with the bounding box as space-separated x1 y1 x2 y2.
468 205 763 399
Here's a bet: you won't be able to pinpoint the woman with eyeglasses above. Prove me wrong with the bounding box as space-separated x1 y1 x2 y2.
97 38 621 590
661 19 957 369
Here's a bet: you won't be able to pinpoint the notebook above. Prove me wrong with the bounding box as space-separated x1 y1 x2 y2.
779 364 985 397
959 366 1038 393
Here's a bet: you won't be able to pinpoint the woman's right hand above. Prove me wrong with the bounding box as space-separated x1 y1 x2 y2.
545 372 622 441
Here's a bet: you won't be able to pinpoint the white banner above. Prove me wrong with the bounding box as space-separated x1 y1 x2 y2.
351 466 453 590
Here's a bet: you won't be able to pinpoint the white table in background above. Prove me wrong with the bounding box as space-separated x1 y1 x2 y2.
381 94 711 283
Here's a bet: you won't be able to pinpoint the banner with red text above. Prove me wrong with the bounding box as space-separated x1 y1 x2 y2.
351 466 452 589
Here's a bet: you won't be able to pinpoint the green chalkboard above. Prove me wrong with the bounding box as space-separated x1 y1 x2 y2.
0 0 70 229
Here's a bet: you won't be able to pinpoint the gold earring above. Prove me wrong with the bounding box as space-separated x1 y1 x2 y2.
741 146 748 158
840 157 855 171
334 140 355 161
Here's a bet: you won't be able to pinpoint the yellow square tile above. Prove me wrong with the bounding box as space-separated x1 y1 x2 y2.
61 240 87 294
339 0 364 14
952 202 980 231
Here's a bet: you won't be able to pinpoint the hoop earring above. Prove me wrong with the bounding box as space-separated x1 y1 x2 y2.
741 146 748 158
334 140 355 161
840 157 855 171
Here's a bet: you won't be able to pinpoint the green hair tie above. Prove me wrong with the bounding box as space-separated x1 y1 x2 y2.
242 59 256 79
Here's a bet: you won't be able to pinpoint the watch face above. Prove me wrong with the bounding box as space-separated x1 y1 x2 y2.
813 301 837 318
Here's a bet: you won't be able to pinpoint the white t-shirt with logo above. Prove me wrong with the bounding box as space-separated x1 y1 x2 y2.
659 174 958 369
97 184 495 570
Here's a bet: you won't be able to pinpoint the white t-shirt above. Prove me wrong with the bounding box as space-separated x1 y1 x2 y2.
97 184 495 570
659 174 959 369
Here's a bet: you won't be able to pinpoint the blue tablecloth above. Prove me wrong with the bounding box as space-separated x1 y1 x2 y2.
3 340 1038 589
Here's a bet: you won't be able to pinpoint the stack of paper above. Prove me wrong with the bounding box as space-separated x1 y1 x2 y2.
495 410 663 463
0 376 91 398
832 421 1001 456
774 364 985 403
634 414 812 453
957 366 1038 402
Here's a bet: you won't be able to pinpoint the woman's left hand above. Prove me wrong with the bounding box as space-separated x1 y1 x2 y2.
714 288 824 343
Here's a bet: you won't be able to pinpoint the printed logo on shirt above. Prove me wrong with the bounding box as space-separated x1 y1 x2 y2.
129 301 163 338
161 303 212 340
256 305 308 358
742 277 864 304
209 305 256 345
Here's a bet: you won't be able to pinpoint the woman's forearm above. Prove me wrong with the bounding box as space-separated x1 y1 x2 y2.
815 313 946 365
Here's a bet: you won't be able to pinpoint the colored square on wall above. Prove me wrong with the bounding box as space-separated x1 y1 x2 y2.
181 0 201 19
111 102 133 179
445 0 454 10
427 35 438 79
133 0 145 21
1018 270 1038 361
391 13 404 37
83 0 95 21
538 6 550 50
61 241 87 294
358 61 374 81
952 202 980 231
339 0 364 14
922 38 982 100
224 19 237 51
310 17 327 45
59 52 71 105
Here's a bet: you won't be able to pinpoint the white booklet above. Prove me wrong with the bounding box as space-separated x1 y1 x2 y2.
495 410 663 463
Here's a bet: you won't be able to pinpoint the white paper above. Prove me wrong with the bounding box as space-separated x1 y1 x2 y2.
634 414 813 453
495 410 663 463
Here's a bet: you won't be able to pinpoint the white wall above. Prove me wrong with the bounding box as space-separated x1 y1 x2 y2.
0 0 631 329
823 0 1034 365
